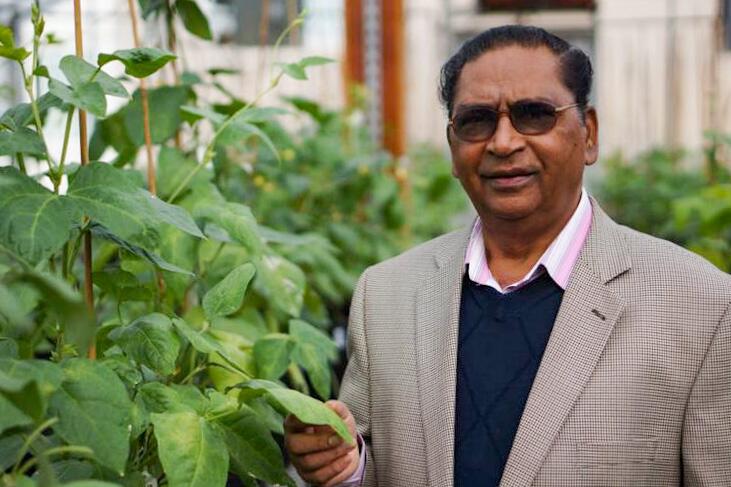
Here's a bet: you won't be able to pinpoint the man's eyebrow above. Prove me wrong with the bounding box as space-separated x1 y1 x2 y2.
454 97 558 112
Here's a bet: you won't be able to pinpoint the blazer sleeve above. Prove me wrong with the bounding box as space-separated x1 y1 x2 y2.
339 269 378 487
682 300 731 486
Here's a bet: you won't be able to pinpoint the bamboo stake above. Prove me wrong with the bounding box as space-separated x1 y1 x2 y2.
73 0 95 358
256 0 271 93
287 0 299 45
128 0 157 196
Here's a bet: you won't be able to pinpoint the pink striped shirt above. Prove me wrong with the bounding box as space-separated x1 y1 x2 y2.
464 190 593 293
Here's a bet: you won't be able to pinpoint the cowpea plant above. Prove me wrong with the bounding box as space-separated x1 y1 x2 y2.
0 4 351 487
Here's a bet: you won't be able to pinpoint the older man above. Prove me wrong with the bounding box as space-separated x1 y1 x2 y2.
284 25 731 487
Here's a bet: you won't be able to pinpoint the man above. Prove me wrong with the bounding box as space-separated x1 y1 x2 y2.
284 25 731 486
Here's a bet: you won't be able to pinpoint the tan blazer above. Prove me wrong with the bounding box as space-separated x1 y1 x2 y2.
339 203 731 487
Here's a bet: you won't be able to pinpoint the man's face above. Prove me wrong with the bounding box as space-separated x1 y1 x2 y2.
448 45 598 227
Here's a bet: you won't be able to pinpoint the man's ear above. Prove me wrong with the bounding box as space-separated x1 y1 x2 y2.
584 107 599 166
446 125 459 177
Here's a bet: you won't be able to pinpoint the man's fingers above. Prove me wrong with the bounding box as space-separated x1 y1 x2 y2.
285 430 344 455
299 450 356 486
325 400 351 419
284 414 309 433
292 441 356 472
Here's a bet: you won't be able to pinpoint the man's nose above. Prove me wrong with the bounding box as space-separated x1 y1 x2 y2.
486 112 524 157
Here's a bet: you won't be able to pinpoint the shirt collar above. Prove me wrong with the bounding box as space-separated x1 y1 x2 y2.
464 189 593 293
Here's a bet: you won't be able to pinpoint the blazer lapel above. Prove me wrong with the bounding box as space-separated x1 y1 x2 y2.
415 227 471 487
500 203 631 487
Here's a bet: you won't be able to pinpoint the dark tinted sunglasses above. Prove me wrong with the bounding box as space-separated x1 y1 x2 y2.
449 101 582 142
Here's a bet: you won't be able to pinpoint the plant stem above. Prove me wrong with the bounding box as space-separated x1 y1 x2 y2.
19 62 53 175
127 0 157 196
12 417 58 475
17 445 93 476
73 0 95 358
16 153 27 174
166 13 304 203
56 108 75 192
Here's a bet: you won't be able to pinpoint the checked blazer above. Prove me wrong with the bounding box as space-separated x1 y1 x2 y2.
338 202 731 487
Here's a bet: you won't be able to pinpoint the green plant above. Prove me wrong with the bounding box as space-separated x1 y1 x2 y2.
594 135 731 271
0 3 353 486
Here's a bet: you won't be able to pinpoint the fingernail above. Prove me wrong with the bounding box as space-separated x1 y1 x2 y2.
328 435 342 447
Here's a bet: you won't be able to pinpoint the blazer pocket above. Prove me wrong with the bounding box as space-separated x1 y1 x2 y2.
577 438 659 487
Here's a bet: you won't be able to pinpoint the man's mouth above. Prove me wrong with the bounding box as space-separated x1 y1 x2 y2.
482 169 537 189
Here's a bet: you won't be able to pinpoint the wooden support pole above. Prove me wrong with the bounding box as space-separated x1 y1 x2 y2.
344 0 365 104
73 0 96 357
128 0 157 196
381 0 405 157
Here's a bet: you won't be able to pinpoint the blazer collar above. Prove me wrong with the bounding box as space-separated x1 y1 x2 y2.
416 201 631 487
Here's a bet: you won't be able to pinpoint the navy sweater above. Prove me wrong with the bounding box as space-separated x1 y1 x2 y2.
454 271 564 487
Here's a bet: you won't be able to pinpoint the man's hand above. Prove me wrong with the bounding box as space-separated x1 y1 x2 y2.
284 400 360 487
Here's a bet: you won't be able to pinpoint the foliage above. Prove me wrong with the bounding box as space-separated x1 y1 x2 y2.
594 136 731 271
0 2 466 486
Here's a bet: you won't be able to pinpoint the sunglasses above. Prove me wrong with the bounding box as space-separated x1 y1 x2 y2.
448 101 582 142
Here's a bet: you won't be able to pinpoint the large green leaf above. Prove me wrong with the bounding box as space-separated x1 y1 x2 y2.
59 55 129 98
91 223 194 276
157 147 211 200
176 0 212 40
194 203 263 257
253 253 305 317
137 382 206 415
67 162 158 248
218 405 294 486
98 48 176 78
48 359 132 474
0 92 63 131
48 79 107 118
0 392 33 434
289 319 337 399
241 380 352 444
150 197 204 238
202 263 256 320
0 167 79 264
252 334 293 381
108 313 181 376
0 127 47 157
124 86 191 146
152 411 228 487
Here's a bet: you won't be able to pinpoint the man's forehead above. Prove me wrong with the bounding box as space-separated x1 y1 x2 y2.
454 45 568 105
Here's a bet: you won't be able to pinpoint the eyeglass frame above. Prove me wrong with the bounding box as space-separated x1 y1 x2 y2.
447 101 584 143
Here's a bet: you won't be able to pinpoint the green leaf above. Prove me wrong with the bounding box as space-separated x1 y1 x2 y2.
0 25 30 61
0 127 47 157
176 0 212 40
218 405 294 486
48 79 107 118
241 380 353 444
180 105 226 125
253 334 293 380
1 92 63 131
217 120 281 164
124 86 191 146
91 223 194 276
108 313 181 376
202 263 256 320
157 146 211 200
137 382 206 415
138 0 166 18
253 253 305 317
290 319 337 399
59 55 129 98
299 56 335 68
0 167 79 264
0 393 33 434
0 338 19 358
195 202 263 256
152 411 229 487
279 62 307 80
67 162 158 248
63 481 123 487
98 48 176 78
150 197 204 238
0 434 24 471
48 359 132 474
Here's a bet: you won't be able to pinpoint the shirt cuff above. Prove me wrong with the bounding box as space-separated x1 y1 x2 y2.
332 433 366 487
